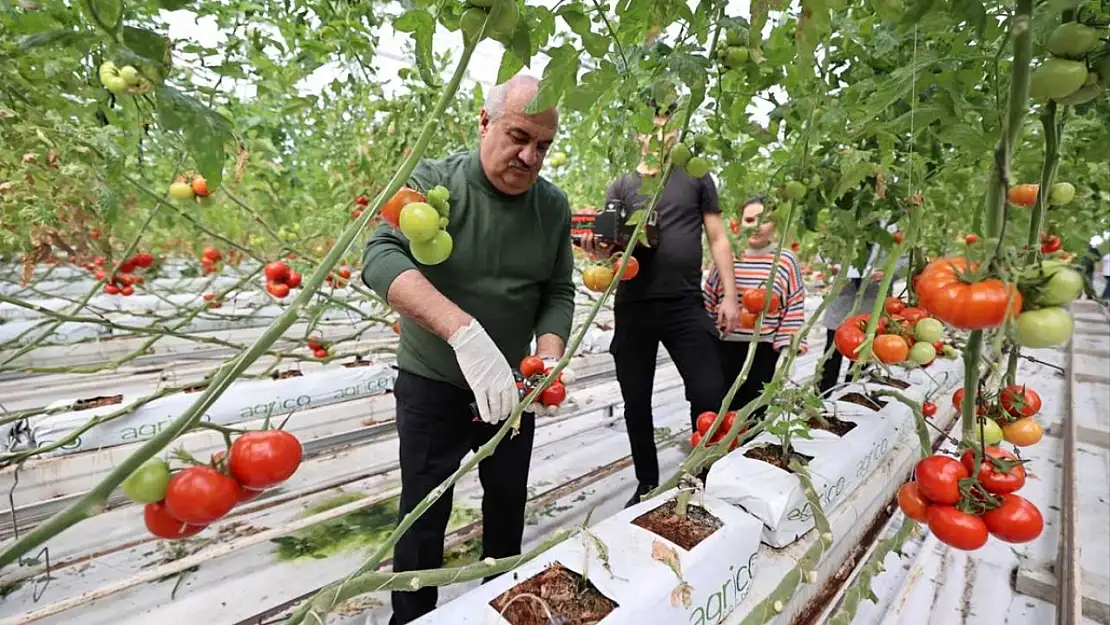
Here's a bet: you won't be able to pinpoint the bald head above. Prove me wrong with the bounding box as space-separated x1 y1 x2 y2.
478 74 559 196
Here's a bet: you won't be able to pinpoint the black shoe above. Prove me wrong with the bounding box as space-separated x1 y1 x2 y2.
696 467 710 484
624 482 657 509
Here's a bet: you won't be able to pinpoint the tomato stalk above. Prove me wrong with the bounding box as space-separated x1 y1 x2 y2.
0 16 485 573
962 0 1034 444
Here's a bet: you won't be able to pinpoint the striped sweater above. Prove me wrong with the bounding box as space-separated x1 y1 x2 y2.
703 246 807 350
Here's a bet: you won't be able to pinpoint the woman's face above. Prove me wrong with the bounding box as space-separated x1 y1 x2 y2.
741 202 775 249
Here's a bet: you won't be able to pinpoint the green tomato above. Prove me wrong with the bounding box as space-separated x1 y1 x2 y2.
692 135 710 151
547 152 567 167
684 156 711 178
101 73 129 94
119 65 141 86
411 230 454 265
1017 307 1073 348
784 180 807 200
722 46 749 68
670 143 692 168
169 181 195 201
1029 58 1088 101
726 28 746 46
909 341 937 365
470 0 494 6
1037 264 1084 306
942 345 959 359
967 418 1004 446
399 202 441 243
489 0 519 37
1049 182 1075 206
1054 83 1104 106
1046 22 1099 59
914 317 944 343
98 61 118 79
122 459 172 504
459 7 488 43
427 185 451 216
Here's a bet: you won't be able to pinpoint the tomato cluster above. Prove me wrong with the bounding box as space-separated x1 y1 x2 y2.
325 265 353 289
518 355 571 416
1015 259 1082 349
168 174 211 203
915 258 1022 331
200 246 224 276
85 251 156 297
264 260 304 299
833 299 954 366
307 335 330 359
899 450 1043 551
1030 20 1106 106
386 185 454 266
953 385 1044 448
582 254 641 293
126 430 303 540
669 134 714 179
691 410 746 450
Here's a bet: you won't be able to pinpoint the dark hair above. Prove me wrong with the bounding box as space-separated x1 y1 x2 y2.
741 196 766 210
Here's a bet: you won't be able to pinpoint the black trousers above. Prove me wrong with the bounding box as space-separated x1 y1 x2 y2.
817 328 846 396
389 371 536 625
610 295 724 487
718 340 780 417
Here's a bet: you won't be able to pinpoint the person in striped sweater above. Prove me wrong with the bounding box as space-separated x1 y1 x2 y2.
704 198 807 413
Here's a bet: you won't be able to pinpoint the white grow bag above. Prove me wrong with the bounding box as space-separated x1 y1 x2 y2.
4 362 396 457
414 489 763 625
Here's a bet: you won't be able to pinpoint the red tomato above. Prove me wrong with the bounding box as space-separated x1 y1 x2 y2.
202 247 222 262
915 257 1022 330
960 447 1026 494
164 466 241 524
338 266 353 280
898 482 931 522
267 281 290 298
914 455 969 505
695 411 718 435
728 218 739 235
238 487 264 503
90 228 101 240
313 348 328 359
981 494 1043 543
119 259 137 274
691 431 703 447
1007 183 1039 207
520 355 545 378
352 209 363 220
265 261 291 283
382 187 426 229
1041 235 1061 254
835 314 869 361
791 241 801 252
922 401 937 417
742 289 782 314
927 506 989 550
965 234 978 244
228 430 303 490
286 271 302 289
612 253 640 280
191 176 210 197
104 284 120 295
874 334 910 364
893 232 904 244
144 502 207 540
356 195 370 207
738 308 759 330
94 256 106 266
540 382 567 407
885 297 906 315
900 307 929 324
932 341 944 353
391 320 401 334
999 385 1041 419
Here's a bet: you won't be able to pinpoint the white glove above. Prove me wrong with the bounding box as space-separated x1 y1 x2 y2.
449 319 518 424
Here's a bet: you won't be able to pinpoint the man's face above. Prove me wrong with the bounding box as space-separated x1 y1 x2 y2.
478 107 557 196
741 202 776 249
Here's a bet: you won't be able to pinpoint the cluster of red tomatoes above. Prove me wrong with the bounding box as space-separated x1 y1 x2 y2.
264 260 303 298
85 252 155 296
738 288 782 330
200 246 224 276
325 265 354 289
835 298 953 366
519 355 569 415
898 447 1043 551
351 194 370 220
307 335 330 359
169 175 211 202
124 429 303 540
691 410 746 449
582 253 641 293
952 384 1044 448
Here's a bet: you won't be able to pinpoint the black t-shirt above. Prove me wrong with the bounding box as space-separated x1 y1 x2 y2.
605 168 720 304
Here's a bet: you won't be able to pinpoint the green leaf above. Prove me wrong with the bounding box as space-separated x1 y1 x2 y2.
900 0 936 26
86 0 123 29
835 162 876 199
156 85 234 190
18 29 97 51
510 24 532 67
527 45 580 113
393 8 439 87
564 62 617 112
158 0 193 9
558 6 609 57
497 49 526 85
951 0 986 38
122 26 171 66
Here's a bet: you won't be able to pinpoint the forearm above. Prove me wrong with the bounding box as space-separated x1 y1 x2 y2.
535 333 565 359
386 270 472 340
710 239 737 301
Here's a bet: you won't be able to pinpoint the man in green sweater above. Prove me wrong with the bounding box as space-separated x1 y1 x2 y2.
361 74 575 625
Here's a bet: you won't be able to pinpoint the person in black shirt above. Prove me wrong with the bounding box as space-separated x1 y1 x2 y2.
582 108 739 507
